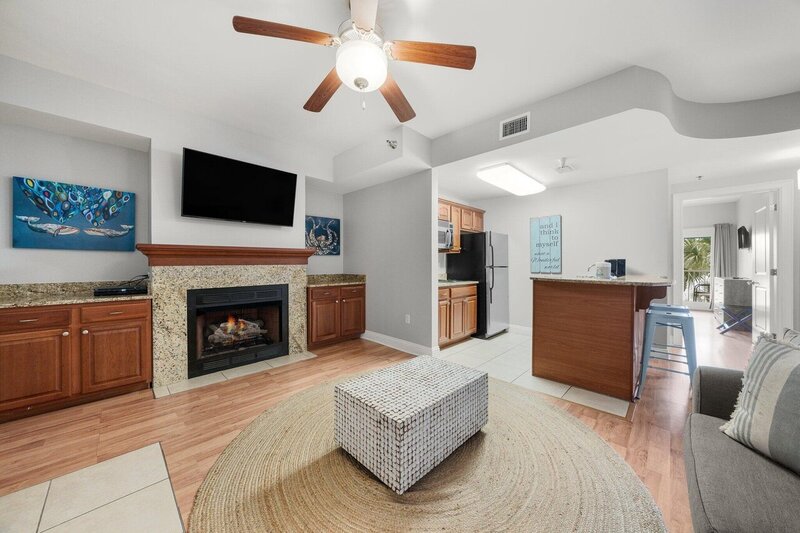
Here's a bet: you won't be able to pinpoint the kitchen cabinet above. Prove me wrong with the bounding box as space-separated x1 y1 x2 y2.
438 284 478 347
437 199 485 254
0 300 152 422
308 284 366 349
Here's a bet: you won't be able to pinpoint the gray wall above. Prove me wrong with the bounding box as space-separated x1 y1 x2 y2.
305 183 344 275
474 170 671 329
344 170 435 348
1 122 150 283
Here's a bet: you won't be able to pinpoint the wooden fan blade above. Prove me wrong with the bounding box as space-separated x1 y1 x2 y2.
303 68 342 112
232 16 335 46
389 40 476 70
350 0 379 31
379 74 416 122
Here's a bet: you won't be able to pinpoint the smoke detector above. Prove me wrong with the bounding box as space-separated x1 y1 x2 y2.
555 158 574 174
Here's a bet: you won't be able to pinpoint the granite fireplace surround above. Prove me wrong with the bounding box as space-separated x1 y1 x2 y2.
137 245 314 388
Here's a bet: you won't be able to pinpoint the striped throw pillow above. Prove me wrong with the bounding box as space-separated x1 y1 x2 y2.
783 328 800 348
721 335 800 475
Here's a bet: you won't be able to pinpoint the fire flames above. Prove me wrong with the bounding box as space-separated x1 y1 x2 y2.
222 314 247 334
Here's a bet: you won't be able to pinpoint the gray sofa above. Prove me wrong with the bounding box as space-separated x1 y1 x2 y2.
684 366 800 532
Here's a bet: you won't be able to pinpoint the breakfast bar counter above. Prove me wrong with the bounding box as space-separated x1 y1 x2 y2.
531 275 672 401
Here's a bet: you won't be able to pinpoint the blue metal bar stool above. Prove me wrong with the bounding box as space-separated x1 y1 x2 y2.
636 307 698 399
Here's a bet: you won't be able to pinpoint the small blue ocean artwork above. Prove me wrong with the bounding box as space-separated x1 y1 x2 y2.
530 215 562 274
12 176 136 252
305 215 340 256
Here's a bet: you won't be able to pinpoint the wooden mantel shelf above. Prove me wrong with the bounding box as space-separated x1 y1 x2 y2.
136 244 315 266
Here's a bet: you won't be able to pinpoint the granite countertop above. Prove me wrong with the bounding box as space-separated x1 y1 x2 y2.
0 280 152 309
307 274 366 287
0 292 152 310
438 280 479 288
530 274 672 287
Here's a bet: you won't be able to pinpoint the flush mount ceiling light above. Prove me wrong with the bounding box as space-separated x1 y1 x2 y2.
477 164 546 196
231 0 476 122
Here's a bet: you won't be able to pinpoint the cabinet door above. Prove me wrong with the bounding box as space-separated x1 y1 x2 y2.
0 328 71 411
341 296 366 337
461 209 474 231
310 298 341 344
81 319 150 394
451 207 462 252
473 211 484 232
438 202 451 221
438 301 450 344
450 298 466 339
465 296 478 334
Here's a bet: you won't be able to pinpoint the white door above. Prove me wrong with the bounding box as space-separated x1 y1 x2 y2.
751 193 777 341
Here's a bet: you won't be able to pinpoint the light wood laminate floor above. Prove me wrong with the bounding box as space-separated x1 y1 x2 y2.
0 311 751 532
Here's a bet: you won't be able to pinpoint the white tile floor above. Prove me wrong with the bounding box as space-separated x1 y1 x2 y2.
0 443 182 533
153 351 318 398
436 332 631 417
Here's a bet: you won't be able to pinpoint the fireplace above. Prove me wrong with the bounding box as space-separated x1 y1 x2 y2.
187 284 289 378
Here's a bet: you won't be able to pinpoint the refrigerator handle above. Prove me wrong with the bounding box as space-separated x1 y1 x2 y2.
489 267 495 304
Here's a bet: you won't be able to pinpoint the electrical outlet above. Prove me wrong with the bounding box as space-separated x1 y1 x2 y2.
404 314 411 325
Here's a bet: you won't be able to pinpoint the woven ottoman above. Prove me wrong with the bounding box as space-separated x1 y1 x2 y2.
334 357 488 494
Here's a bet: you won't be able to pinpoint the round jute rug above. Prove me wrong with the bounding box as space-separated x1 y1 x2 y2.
189 377 666 532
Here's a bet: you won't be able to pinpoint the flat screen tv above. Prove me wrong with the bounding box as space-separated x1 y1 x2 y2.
181 148 297 227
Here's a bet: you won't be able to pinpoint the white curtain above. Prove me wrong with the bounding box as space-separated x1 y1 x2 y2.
714 223 738 278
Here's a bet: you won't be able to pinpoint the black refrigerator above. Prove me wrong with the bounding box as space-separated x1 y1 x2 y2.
446 232 509 339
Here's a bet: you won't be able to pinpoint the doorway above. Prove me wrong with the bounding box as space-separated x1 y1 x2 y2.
672 179 794 343
682 228 714 311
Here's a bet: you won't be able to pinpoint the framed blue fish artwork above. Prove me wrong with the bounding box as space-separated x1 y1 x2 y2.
305 215 340 256
12 177 136 252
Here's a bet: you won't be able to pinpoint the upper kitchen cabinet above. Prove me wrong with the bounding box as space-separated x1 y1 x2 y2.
438 199 485 251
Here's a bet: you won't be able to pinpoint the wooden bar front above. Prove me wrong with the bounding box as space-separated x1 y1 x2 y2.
531 279 668 401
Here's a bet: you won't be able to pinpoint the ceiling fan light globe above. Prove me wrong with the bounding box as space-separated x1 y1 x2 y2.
335 39 387 92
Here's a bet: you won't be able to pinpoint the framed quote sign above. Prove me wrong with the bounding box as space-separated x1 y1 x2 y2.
530 215 562 273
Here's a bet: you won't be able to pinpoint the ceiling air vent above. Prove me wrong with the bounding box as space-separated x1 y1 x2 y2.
499 112 530 140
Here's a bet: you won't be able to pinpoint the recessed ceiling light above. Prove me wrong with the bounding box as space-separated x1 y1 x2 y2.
476 164 546 196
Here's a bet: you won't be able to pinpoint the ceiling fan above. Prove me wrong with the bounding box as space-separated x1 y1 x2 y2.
232 0 477 123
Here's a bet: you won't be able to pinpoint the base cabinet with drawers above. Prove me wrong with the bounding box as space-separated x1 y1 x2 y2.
438 284 478 347
0 300 152 422
308 284 366 349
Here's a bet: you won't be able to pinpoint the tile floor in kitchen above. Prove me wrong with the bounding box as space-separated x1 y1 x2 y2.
435 332 631 417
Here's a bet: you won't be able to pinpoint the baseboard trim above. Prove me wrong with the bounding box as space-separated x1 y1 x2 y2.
508 324 532 336
362 331 434 356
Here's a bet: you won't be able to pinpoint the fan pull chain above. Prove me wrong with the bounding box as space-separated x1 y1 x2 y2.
361 97 366 111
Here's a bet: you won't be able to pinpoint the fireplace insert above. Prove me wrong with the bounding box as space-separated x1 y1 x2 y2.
187 284 289 378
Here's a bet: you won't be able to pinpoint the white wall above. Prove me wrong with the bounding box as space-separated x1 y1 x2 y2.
474 170 671 329
0 123 150 283
344 170 435 349
736 192 769 280
682 201 737 229
305 183 344 275
0 56 332 260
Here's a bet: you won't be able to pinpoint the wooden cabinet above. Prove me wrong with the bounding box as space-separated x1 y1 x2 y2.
450 206 462 252
438 202 451 221
438 199 485 254
80 318 151 394
308 284 366 349
0 300 152 422
438 284 478 347
0 328 72 412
